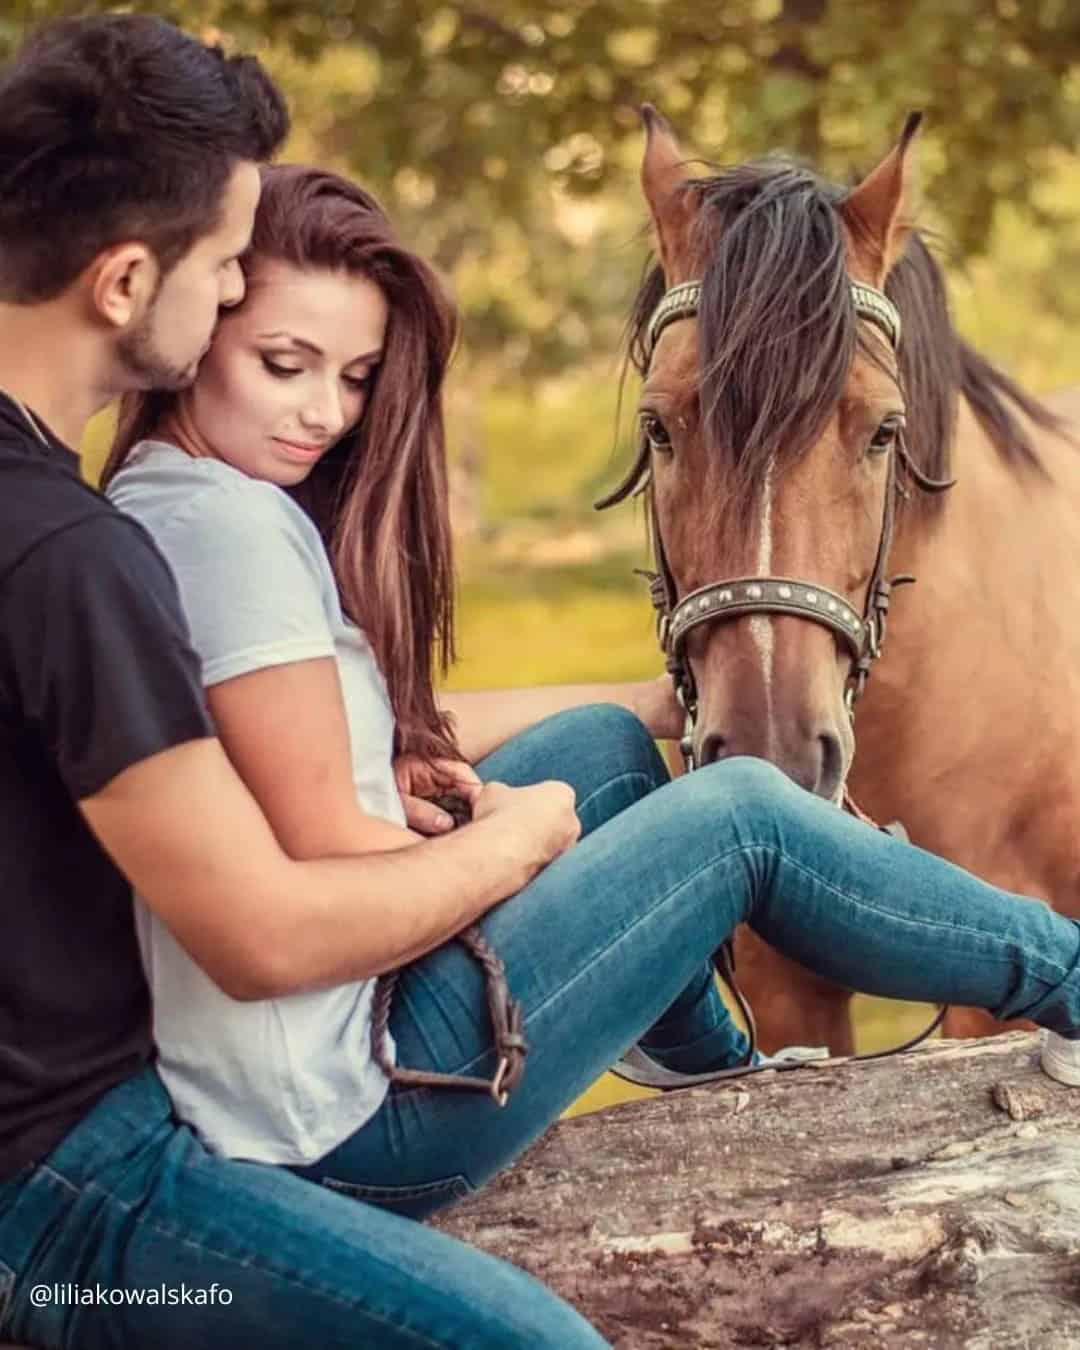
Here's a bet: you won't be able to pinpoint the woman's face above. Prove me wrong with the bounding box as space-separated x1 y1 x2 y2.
179 257 388 486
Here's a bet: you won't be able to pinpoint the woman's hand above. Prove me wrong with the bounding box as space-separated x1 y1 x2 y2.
394 754 483 835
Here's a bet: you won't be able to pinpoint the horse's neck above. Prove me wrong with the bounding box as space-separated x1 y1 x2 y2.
849 391 1080 897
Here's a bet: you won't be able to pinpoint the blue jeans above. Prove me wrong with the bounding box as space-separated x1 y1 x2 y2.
0 1069 604 1349
4 707 1080 1347
291 706 1080 1221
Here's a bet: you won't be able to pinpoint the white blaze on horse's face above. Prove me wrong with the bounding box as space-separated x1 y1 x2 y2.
639 108 919 799
748 459 777 761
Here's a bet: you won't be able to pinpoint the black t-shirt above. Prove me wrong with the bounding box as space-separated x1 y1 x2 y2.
0 393 212 1179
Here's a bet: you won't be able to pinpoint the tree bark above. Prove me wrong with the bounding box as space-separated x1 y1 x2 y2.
436 1033 1080 1348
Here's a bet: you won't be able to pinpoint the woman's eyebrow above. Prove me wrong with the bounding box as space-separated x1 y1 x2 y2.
257 330 323 355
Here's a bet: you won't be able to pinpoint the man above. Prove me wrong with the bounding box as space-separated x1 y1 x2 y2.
0 15 595 1349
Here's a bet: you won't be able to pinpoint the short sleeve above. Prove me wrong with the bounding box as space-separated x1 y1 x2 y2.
0 515 213 799
150 483 336 688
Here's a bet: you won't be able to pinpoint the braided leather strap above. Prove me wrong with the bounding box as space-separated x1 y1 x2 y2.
370 795 528 1106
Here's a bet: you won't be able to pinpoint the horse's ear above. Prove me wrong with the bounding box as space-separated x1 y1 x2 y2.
641 104 698 282
841 111 922 285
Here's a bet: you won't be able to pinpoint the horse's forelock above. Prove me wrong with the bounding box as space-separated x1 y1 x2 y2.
694 163 856 531
626 157 1062 544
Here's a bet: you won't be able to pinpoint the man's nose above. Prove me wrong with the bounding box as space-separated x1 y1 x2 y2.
220 260 245 309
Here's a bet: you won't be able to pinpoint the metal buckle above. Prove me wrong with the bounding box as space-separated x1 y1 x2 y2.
866 615 880 660
490 1056 510 1107
680 708 697 772
844 683 857 720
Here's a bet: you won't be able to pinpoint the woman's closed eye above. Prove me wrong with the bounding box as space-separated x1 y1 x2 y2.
261 354 374 392
261 355 303 379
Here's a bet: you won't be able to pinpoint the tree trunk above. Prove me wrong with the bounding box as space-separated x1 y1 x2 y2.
436 1033 1080 1348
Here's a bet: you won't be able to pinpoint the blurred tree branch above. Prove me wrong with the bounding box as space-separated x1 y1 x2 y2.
4 0 1079 376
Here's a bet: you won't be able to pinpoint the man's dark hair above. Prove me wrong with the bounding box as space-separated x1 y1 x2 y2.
0 14 289 302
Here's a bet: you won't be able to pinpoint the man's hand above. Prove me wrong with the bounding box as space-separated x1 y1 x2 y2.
471 779 581 886
394 754 482 835
635 673 685 741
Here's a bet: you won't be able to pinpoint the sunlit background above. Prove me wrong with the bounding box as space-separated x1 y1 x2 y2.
9 0 1079 1114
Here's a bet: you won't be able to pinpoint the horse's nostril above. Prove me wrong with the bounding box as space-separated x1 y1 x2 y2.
698 733 726 767
817 731 844 799
696 728 844 796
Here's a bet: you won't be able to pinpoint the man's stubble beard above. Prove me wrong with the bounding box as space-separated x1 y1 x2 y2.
117 302 201 392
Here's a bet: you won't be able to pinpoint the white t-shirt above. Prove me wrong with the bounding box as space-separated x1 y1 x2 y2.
107 439 402 1164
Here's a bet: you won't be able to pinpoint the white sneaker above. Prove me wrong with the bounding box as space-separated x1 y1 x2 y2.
610 1042 829 1090
1040 1030 1080 1086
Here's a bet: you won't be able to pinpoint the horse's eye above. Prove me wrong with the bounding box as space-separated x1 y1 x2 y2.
868 416 903 456
640 412 672 453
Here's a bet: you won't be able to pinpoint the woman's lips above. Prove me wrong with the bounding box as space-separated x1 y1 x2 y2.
273 437 326 461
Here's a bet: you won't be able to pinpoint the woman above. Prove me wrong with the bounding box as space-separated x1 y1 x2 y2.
105 164 1080 1221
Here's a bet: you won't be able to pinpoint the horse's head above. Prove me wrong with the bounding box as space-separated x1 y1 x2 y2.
621 109 925 799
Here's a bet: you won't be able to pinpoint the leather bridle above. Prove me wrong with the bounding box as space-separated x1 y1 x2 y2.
598 277 951 769
594 273 957 1075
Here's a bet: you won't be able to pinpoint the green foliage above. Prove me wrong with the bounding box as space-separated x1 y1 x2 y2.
50 1 1080 548
6 0 1079 374
477 371 627 520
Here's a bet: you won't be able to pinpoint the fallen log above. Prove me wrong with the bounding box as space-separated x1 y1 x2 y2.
436 1032 1080 1348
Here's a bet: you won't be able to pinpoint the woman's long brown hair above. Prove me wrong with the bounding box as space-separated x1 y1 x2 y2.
104 164 460 762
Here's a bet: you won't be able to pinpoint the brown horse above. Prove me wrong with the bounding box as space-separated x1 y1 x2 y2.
606 109 1080 1053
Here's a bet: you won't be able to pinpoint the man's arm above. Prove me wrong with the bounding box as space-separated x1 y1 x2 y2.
441 674 683 762
80 737 578 1000
2 514 577 999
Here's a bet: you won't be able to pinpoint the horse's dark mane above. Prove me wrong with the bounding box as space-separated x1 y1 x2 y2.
627 157 1065 523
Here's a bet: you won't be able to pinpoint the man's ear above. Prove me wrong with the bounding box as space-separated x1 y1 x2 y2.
88 243 161 329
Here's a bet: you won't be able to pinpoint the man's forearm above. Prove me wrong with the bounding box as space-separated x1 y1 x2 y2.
82 738 563 1003
442 679 674 761
260 814 541 996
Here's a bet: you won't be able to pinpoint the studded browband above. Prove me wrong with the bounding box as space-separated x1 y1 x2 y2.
644 279 902 368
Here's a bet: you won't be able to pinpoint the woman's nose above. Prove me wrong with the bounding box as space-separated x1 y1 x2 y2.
300 386 344 435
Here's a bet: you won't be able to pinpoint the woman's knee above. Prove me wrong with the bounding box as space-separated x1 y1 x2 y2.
571 702 663 770
483 704 667 808
671 755 793 831
541 703 655 755
562 705 668 827
700 754 789 794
